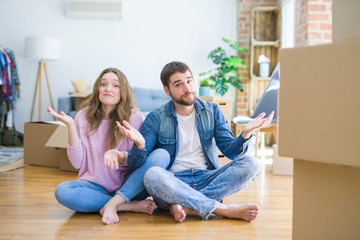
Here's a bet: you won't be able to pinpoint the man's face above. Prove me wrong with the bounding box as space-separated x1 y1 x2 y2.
164 71 196 106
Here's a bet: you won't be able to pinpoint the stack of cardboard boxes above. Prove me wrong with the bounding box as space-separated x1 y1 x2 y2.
278 0 360 239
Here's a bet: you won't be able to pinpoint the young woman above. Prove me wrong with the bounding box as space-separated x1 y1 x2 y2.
47 68 169 225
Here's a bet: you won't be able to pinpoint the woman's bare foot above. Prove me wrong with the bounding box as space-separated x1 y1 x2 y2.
117 199 156 214
213 203 259 222
170 204 189 223
100 194 125 225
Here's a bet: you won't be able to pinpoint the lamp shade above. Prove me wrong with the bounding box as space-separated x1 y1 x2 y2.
24 37 61 60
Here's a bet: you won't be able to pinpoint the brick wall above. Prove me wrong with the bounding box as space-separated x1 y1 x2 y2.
235 0 331 136
296 0 332 47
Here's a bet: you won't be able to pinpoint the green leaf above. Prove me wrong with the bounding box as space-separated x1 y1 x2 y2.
234 46 247 52
222 37 231 43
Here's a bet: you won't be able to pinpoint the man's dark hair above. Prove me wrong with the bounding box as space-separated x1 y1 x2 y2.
160 61 193 87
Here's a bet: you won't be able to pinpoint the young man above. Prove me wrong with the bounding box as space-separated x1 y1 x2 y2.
122 61 274 223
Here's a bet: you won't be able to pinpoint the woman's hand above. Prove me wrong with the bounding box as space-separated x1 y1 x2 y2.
104 149 127 170
116 120 145 149
47 106 74 127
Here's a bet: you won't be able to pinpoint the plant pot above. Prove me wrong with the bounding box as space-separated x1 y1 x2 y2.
199 86 210 96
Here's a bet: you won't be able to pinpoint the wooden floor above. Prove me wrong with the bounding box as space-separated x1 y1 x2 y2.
0 160 293 240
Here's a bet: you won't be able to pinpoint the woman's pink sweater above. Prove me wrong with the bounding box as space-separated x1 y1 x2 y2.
67 109 143 192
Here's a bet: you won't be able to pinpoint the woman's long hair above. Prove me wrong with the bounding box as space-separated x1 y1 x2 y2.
80 68 137 149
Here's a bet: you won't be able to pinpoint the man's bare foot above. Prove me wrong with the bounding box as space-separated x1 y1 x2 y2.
117 199 156 214
213 203 259 222
170 204 189 223
100 194 125 225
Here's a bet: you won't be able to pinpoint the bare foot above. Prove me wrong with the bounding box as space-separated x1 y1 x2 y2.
213 203 259 222
100 198 156 224
100 194 125 225
170 204 189 223
117 199 156 214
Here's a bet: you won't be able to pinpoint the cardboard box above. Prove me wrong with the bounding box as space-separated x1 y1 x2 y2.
279 40 360 168
24 122 60 167
24 122 77 172
272 144 293 175
45 125 77 172
293 160 360 240
280 40 360 240
332 0 360 43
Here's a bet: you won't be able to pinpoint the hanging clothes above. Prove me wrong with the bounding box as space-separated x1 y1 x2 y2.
0 47 21 130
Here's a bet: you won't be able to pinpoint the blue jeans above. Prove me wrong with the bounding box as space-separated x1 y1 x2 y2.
55 149 170 212
144 155 260 220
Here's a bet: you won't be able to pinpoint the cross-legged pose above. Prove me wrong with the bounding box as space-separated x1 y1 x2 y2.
47 68 169 225
123 61 273 223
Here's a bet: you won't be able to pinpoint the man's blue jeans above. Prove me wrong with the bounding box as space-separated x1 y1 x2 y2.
55 149 170 212
144 155 260 220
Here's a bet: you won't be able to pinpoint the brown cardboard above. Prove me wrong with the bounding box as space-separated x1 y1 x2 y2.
332 0 360 43
293 159 360 240
24 122 60 167
279 40 360 168
45 125 77 172
45 125 68 148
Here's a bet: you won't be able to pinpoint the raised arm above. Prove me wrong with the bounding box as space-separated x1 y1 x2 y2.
46 106 80 147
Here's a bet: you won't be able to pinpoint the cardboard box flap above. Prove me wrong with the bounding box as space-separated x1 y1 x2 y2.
279 40 360 168
45 125 68 148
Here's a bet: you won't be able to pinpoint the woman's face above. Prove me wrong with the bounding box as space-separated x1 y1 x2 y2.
98 72 121 108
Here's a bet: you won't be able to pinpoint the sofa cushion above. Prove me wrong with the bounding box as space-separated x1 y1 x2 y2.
132 87 170 116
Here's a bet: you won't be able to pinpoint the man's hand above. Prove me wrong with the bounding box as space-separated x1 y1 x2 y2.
242 111 274 140
117 120 145 149
104 149 127 170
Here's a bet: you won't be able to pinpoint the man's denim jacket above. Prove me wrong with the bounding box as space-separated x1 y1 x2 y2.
127 98 252 171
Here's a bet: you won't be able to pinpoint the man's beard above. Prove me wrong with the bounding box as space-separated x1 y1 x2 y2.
170 91 196 106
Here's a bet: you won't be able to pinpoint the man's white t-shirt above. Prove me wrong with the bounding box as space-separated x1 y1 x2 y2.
169 109 208 173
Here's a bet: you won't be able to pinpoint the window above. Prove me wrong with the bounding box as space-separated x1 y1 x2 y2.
281 0 295 48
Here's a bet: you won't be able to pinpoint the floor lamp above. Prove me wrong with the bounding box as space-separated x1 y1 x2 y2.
25 37 61 122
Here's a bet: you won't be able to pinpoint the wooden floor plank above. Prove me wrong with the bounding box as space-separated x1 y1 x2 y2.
0 163 292 240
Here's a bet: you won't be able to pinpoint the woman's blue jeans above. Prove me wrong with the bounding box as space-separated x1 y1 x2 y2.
55 149 170 212
144 155 260 220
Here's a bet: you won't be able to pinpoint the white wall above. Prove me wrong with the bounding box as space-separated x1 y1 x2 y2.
0 0 237 133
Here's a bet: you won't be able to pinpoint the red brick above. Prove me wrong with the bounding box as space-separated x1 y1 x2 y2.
238 29 249 34
323 32 332 40
238 11 251 16
319 23 331 31
308 4 327 11
308 13 330 21
308 32 322 40
307 23 319 30
238 16 247 21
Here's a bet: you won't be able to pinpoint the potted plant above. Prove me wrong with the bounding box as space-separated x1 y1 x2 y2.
199 78 211 96
200 37 247 96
